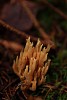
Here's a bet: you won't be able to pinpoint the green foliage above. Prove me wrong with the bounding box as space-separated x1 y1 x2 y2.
45 91 67 100
60 21 67 32
37 0 67 33
37 8 53 32
57 93 67 100
45 52 67 99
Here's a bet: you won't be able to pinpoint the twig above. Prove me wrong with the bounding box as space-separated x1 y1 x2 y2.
2 75 8 82
19 0 55 48
0 39 23 51
44 84 55 90
44 88 51 99
0 19 55 48
42 0 67 20
5 90 11 100
0 78 19 92
0 19 28 39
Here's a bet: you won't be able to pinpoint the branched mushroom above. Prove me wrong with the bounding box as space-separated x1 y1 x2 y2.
13 37 51 91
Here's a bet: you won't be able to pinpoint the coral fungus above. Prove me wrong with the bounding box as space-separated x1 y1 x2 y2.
13 37 51 91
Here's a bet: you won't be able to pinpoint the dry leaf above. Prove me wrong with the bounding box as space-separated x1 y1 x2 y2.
0 0 41 31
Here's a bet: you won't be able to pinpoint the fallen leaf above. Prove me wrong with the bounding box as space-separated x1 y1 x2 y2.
0 0 41 31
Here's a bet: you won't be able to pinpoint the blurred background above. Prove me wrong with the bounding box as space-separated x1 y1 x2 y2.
0 0 67 100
